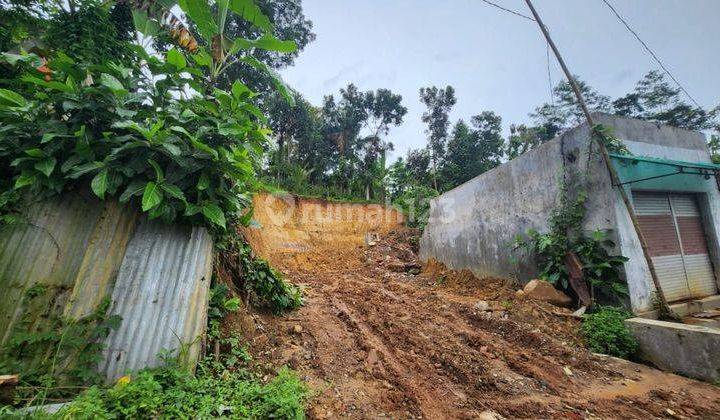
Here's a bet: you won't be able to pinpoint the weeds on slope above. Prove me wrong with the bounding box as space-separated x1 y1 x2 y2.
216 235 303 315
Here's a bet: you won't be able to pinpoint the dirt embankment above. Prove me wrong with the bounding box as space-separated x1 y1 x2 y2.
229 197 720 419
241 193 404 270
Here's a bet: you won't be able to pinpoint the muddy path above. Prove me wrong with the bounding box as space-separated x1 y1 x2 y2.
229 230 720 419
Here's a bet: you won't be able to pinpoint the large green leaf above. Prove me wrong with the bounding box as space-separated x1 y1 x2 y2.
230 80 251 98
91 169 108 199
14 172 36 189
131 10 160 37
231 34 296 55
191 50 213 68
24 148 44 158
147 159 164 182
35 157 56 177
68 161 103 179
166 48 187 70
197 172 210 190
100 74 127 95
178 0 219 41
161 183 186 201
201 202 226 228
19 75 74 93
2 52 41 66
0 89 27 107
142 182 163 211
239 57 294 105
119 181 146 203
228 0 272 32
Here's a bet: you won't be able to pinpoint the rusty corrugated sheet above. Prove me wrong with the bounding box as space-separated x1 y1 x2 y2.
0 193 213 382
99 218 213 381
0 193 135 344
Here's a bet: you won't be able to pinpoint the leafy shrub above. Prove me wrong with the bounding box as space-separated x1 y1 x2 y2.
513 185 629 302
0 49 264 232
393 184 438 230
218 237 303 314
581 306 638 359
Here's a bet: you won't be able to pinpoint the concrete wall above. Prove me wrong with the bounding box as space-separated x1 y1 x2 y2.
419 119 616 281
626 317 720 382
420 114 719 313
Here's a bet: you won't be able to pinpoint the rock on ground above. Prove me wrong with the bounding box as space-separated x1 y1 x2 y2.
523 279 573 307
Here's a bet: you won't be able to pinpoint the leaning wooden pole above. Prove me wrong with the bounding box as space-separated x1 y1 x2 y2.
523 0 672 314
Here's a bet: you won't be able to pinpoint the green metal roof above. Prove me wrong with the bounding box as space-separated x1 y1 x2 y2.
609 153 720 190
609 153 720 171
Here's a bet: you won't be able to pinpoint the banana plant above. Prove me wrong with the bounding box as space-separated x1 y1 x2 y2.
130 0 295 101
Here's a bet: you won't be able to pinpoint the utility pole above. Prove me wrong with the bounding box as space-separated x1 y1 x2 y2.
523 0 672 314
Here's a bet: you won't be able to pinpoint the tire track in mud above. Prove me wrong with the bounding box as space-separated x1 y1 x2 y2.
322 272 566 417
237 232 720 419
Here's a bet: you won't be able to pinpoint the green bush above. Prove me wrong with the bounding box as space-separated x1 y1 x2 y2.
4 362 309 419
0 294 120 404
0 49 263 232
512 183 629 302
219 237 303 314
393 184 438 230
581 306 638 359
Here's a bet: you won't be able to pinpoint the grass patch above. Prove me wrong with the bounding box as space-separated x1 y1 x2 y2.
1 359 309 419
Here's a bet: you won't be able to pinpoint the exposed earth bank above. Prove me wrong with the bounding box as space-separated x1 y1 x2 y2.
229 197 720 419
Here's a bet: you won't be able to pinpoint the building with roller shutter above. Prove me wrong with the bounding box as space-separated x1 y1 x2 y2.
421 113 720 314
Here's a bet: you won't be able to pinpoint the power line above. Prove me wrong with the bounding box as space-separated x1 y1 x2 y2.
477 0 557 104
546 43 554 105
479 0 535 21
600 0 702 108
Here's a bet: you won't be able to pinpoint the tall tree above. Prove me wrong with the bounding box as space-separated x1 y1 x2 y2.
530 76 611 131
505 124 557 160
512 71 719 160
357 88 407 199
440 111 504 189
405 148 432 188
612 70 716 130
266 90 321 180
312 84 406 198
419 85 456 190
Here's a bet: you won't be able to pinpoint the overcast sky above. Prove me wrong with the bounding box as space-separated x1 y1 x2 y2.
279 0 720 161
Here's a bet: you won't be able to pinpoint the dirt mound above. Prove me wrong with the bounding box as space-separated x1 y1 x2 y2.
361 228 422 274
228 227 720 419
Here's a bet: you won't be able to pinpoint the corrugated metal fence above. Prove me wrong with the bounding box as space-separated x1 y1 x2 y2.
0 192 213 381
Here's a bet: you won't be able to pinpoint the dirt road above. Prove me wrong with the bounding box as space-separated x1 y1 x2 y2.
230 230 720 419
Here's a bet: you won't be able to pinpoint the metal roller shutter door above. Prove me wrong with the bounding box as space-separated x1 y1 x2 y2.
671 195 717 297
633 192 717 302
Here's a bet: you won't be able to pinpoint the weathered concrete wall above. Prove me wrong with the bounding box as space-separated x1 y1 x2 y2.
243 192 404 269
0 192 213 381
419 117 615 282
420 113 720 313
626 317 720 382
